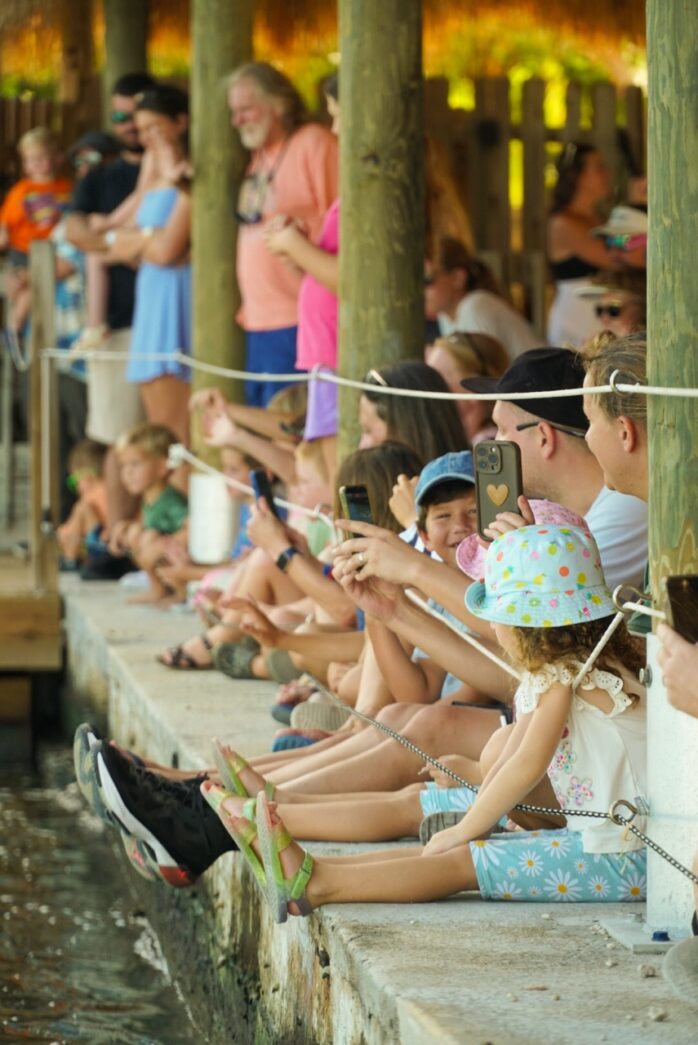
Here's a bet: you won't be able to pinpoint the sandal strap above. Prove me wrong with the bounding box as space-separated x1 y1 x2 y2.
263 780 276 800
288 851 314 907
201 633 214 652
241 797 257 822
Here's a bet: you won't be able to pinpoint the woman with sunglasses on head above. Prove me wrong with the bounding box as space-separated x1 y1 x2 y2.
425 332 509 446
425 237 541 361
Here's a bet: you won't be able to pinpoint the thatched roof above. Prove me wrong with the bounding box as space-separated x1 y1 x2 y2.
0 0 647 46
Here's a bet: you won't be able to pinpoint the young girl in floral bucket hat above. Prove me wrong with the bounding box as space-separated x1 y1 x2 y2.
201 523 648 918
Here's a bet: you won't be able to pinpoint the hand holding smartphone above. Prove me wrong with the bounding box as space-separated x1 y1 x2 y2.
474 440 524 541
250 468 280 519
338 484 374 537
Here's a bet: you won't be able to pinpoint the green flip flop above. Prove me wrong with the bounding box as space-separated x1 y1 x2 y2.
211 739 275 800
255 791 314 924
200 781 265 888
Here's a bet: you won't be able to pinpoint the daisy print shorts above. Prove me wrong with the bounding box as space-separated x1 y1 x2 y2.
470 828 647 903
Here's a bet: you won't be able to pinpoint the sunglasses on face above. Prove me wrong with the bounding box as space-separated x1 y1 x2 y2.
110 111 135 125
595 302 626 319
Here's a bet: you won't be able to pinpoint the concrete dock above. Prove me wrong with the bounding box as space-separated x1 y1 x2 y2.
62 577 697 1044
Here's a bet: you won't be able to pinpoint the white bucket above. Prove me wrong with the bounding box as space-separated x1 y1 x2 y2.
187 473 237 565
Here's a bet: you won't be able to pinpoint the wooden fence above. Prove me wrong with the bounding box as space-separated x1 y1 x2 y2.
425 76 647 333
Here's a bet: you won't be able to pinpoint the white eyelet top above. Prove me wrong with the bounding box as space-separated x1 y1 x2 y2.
514 661 646 853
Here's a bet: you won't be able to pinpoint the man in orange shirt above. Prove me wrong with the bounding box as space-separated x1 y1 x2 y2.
227 62 338 406
0 126 72 335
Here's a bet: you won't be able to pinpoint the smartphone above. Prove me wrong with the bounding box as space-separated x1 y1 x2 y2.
338 484 374 536
250 468 279 518
663 576 698 644
474 440 523 541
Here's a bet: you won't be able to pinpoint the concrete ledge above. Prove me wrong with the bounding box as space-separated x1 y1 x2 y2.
62 577 698 1044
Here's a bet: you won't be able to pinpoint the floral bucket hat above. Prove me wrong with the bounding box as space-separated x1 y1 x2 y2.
464 524 616 628
456 499 587 581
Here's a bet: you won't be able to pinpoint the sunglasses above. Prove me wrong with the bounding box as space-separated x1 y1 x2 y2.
365 368 388 387
515 420 587 439
604 233 647 252
110 111 135 125
595 302 626 319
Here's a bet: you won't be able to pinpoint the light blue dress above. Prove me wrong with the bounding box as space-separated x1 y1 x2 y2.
127 186 191 384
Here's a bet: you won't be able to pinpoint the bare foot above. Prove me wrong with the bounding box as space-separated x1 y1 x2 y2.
214 741 270 796
127 591 167 605
273 727 331 742
275 679 316 706
158 633 214 668
264 800 315 915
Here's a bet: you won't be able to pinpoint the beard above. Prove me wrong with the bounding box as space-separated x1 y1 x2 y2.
238 115 273 150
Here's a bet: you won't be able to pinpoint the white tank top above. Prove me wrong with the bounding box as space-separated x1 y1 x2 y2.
514 661 646 853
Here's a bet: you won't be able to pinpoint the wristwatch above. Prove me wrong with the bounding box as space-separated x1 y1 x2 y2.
275 546 300 572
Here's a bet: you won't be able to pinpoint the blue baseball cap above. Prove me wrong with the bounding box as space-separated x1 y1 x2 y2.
415 451 475 507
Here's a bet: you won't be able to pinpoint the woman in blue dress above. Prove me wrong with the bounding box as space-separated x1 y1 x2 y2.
107 86 192 443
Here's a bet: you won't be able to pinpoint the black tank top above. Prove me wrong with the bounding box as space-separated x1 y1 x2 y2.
550 256 599 281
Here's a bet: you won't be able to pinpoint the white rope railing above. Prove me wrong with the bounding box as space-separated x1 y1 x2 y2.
37 347 698 402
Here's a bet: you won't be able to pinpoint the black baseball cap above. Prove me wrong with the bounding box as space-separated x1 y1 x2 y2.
460 347 588 432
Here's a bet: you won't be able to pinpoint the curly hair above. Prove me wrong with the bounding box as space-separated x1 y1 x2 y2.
509 616 645 683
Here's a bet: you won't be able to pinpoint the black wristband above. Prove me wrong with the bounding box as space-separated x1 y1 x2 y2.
275 546 300 572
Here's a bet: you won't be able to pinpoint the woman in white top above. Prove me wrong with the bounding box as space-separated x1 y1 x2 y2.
203 523 649 920
425 237 542 361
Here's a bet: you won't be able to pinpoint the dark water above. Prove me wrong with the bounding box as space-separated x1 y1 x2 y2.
0 743 197 1044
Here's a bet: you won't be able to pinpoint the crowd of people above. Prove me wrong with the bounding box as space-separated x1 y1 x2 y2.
2 60 695 1003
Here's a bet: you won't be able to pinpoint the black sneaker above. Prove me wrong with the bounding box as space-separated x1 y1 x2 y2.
96 743 236 886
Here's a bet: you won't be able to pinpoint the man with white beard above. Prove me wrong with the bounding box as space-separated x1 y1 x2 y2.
227 62 338 406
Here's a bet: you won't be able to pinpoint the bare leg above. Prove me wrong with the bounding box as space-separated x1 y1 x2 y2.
263 704 419 786
139 375 191 446
274 703 501 795
227 802 477 909
104 446 139 532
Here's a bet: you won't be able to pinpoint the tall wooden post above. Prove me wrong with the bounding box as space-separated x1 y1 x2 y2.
190 0 252 454
338 0 424 454
103 0 149 106
645 0 698 931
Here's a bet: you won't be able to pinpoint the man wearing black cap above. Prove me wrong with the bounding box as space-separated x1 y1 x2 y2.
462 347 647 591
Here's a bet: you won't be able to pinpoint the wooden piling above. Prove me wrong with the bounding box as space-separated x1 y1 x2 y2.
337 0 424 454
190 0 252 451
103 0 149 106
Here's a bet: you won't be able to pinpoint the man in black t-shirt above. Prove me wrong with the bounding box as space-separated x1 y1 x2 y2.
66 72 155 542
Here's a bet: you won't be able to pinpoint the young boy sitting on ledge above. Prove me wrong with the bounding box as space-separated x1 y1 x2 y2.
109 422 188 605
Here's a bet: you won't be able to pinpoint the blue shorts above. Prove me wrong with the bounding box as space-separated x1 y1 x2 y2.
244 326 300 407
469 828 647 903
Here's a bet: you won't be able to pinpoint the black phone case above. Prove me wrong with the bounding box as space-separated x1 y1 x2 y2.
250 469 279 518
474 440 524 540
664 575 698 644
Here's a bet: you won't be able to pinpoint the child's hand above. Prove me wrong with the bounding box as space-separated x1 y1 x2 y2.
264 217 304 257
189 386 228 415
389 474 418 530
418 753 471 789
422 821 468 857
226 596 280 647
88 213 112 233
247 500 293 557
203 409 239 449
332 562 401 621
483 495 535 541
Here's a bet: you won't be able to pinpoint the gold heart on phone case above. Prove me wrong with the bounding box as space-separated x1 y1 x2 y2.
487 483 509 506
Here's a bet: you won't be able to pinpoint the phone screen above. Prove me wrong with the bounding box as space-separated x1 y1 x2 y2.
250 468 279 518
339 485 374 536
664 576 698 644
